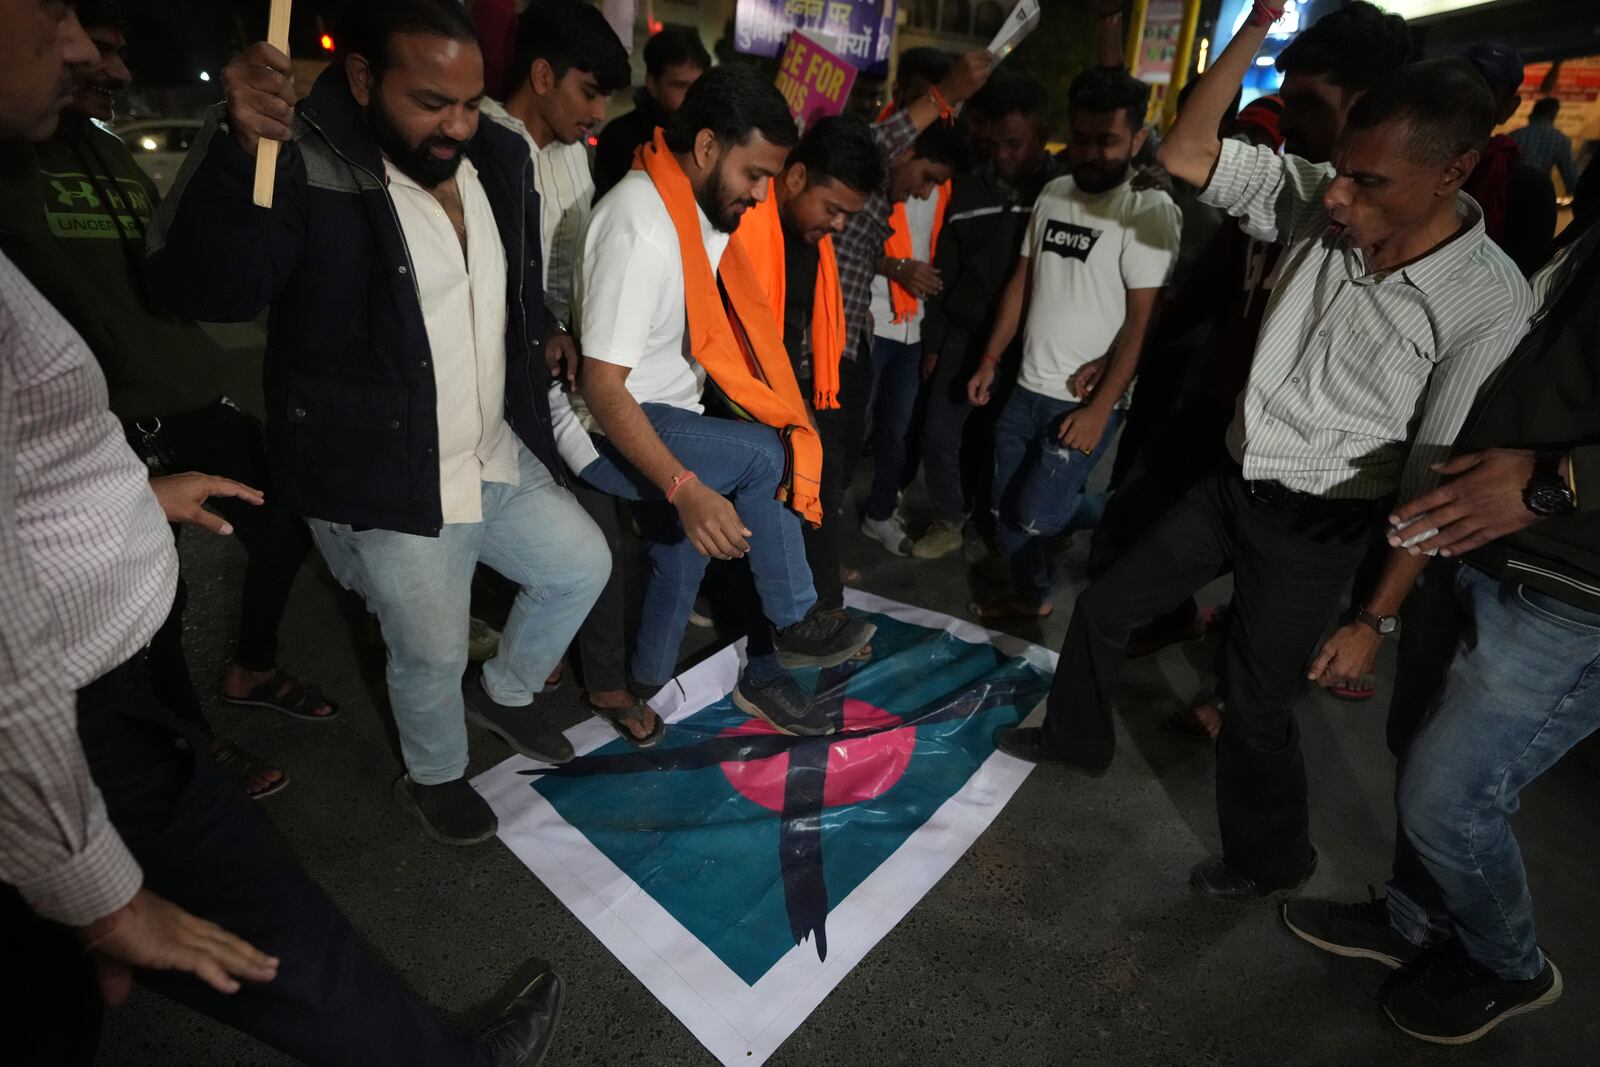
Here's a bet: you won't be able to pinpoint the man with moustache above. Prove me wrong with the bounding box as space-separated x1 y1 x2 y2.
147 0 608 847
560 67 875 735
998 8 1533 908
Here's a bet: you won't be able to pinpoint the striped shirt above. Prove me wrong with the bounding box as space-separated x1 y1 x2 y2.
1 250 178 925
483 99 594 324
1201 138 1534 501
834 109 919 360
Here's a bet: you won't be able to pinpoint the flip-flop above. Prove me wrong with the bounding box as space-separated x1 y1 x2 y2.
969 596 1054 622
586 695 665 748
544 663 565 692
1329 676 1376 702
210 739 290 800
220 671 339 721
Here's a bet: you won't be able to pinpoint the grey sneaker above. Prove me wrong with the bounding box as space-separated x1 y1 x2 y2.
913 519 964 559
1282 889 1425 968
463 669 574 763
773 604 875 669
468 616 502 662
732 671 835 736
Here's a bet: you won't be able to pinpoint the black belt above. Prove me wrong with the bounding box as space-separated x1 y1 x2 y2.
1242 477 1389 517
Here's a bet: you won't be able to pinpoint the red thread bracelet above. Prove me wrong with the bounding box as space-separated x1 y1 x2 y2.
1246 0 1284 27
980 354 1000 366
666 469 698 503
929 84 955 124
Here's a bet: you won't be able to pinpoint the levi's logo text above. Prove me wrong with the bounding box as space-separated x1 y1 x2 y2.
1042 220 1101 261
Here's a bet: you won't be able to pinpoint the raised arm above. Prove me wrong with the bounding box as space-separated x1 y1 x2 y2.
1156 4 1278 188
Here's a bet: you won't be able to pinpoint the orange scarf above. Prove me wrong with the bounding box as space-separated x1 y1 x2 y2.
632 131 823 524
884 180 951 323
733 180 847 410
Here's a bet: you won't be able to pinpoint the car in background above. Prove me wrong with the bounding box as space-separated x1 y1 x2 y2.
115 118 202 196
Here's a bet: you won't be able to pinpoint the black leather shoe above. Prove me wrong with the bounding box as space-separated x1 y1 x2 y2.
993 726 1108 776
1190 850 1318 904
479 964 564 1067
464 669 574 763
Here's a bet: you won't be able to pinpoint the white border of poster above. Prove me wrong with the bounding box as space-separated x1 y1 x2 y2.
473 589 1056 1066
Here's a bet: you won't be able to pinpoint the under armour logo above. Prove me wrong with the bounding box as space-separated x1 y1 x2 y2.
51 179 100 208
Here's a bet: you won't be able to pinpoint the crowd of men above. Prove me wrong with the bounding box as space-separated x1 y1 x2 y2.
3 0 1598 1062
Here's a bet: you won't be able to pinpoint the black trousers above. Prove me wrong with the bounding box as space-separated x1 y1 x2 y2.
129 400 311 707
569 479 628 692
1042 472 1382 887
6 655 487 1066
803 349 874 610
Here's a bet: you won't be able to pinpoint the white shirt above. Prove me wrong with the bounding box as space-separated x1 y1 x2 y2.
1 251 177 925
1018 175 1182 404
482 99 592 324
1200 138 1533 501
385 158 519 523
557 168 730 473
869 189 939 344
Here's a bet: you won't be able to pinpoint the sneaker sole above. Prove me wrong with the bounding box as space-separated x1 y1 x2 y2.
1280 906 1408 969
1385 961 1563 1045
912 539 962 560
774 621 878 670
464 705 573 764
392 776 498 846
731 685 835 737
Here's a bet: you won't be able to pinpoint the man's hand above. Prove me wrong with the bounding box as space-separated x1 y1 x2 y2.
940 51 995 106
150 473 264 535
673 481 751 560
545 330 580 389
1307 622 1384 689
223 42 296 156
1387 449 1545 558
1069 357 1105 400
1056 400 1112 455
892 260 942 299
967 361 998 406
921 349 940 381
78 889 279 1006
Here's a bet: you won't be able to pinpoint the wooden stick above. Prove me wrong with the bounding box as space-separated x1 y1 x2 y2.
251 0 293 209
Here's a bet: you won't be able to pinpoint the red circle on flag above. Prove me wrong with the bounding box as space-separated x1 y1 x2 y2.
719 700 914 813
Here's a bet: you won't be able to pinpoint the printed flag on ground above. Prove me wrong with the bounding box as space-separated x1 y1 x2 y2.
474 590 1055 1065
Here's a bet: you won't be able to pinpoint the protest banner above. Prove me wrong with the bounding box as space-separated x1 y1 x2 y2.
774 32 859 129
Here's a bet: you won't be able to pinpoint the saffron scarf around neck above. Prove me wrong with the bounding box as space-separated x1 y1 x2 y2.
734 180 847 409
884 179 951 324
632 130 823 524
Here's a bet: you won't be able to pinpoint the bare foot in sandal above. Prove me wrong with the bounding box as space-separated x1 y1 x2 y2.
1162 697 1223 740
970 595 1053 622
211 738 289 799
221 665 337 719
586 689 663 745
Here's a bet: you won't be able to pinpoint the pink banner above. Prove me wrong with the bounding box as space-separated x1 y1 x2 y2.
773 32 858 130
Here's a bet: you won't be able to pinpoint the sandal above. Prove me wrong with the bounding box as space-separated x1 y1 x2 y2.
544 663 565 692
969 596 1054 622
1162 697 1224 741
220 670 339 721
585 695 665 748
211 739 290 800
1329 675 1376 702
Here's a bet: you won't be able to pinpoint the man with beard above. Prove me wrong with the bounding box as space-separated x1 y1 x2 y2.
964 67 1181 623
148 0 609 847
592 26 710 202
0 0 336 803
909 73 1063 563
560 66 874 735
1 2 561 1063
999 10 1533 909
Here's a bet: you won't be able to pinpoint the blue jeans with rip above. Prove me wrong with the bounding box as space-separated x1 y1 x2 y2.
309 442 608 785
1388 563 1600 980
991 385 1123 605
864 336 923 521
577 403 817 688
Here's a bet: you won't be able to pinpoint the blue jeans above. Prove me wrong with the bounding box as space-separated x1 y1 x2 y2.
577 403 817 687
865 336 923 521
309 443 608 784
991 385 1123 605
1388 563 1600 980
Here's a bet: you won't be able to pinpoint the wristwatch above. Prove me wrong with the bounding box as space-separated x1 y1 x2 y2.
1523 450 1577 517
1354 608 1398 636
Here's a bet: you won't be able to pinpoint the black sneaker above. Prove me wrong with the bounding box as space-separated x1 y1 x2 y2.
1282 889 1423 968
479 962 564 1067
1381 944 1563 1045
994 726 1107 777
393 774 498 846
773 605 876 669
463 669 574 764
732 671 836 736
1189 850 1318 904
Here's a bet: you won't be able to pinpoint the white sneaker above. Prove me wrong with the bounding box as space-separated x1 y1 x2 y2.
913 519 965 559
860 514 914 556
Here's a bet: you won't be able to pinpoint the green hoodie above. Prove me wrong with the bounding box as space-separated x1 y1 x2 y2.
0 112 224 420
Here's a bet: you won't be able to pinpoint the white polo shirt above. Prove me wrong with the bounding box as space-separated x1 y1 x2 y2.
385 158 519 523
553 168 730 473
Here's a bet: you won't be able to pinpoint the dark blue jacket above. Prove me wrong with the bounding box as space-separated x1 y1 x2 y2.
148 65 560 536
